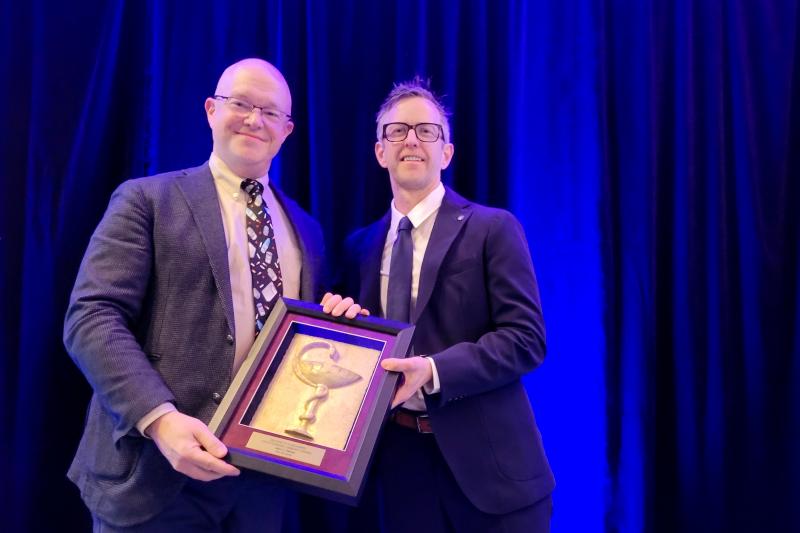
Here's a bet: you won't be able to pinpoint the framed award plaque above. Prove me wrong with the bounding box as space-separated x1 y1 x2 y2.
208 297 414 504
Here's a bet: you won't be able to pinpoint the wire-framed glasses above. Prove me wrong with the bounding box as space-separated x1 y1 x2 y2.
213 95 292 122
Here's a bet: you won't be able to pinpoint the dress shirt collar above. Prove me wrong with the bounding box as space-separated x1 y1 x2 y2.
390 182 445 230
208 152 270 196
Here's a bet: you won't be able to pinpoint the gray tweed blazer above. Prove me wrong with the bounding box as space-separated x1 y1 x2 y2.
64 163 325 527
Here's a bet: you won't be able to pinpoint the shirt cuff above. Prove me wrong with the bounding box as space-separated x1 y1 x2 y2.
136 402 177 437
422 356 440 395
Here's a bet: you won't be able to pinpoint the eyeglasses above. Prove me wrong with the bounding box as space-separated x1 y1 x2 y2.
382 122 444 143
213 95 292 123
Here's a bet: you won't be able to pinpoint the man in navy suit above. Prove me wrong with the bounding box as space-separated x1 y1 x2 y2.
342 79 555 532
64 58 362 532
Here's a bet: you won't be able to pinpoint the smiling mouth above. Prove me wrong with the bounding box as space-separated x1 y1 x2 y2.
401 156 424 162
237 132 264 141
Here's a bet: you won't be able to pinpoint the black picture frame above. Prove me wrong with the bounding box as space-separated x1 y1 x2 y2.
208 297 414 505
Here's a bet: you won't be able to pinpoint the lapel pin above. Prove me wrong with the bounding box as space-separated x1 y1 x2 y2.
457 215 465 221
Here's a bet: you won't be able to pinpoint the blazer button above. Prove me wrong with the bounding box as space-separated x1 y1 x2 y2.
226 334 234 345
212 392 223 404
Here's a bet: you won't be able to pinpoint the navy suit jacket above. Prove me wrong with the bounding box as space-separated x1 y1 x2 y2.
342 187 555 514
64 163 325 527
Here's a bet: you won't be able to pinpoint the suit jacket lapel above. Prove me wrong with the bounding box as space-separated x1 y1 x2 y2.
413 187 472 323
175 164 235 336
271 186 315 301
360 213 391 313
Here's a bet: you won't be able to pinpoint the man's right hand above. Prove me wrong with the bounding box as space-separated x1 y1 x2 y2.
145 411 241 481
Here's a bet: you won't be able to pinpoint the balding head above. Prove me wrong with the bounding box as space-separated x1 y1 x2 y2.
215 58 292 114
205 58 294 178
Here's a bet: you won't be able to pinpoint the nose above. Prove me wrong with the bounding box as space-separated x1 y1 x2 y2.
404 127 420 146
243 108 265 128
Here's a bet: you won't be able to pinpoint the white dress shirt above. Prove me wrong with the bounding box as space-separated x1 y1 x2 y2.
208 153 301 373
380 183 444 411
136 154 303 435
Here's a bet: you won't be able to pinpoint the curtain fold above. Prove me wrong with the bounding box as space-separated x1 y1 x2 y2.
1 1 797 531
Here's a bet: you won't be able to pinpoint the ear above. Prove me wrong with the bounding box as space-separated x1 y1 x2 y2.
284 120 295 137
440 143 454 170
204 98 216 126
375 141 389 168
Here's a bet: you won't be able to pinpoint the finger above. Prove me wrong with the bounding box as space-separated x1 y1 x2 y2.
344 304 362 319
320 292 333 306
194 427 228 458
181 462 229 482
322 294 342 314
206 457 240 477
391 384 414 408
186 446 240 477
381 358 408 371
331 296 355 317
360 308 371 316
390 393 402 409
192 428 240 476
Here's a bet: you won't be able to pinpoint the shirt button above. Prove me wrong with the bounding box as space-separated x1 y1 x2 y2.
212 392 223 404
226 334 234 345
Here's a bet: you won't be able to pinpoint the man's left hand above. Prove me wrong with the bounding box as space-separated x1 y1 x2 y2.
381 356 433 408
320 292 370 319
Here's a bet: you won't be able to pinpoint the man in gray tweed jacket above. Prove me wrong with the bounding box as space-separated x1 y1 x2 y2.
64 58 362 532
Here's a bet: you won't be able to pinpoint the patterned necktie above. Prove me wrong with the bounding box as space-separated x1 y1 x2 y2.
241 178 283 333
386 216 413 322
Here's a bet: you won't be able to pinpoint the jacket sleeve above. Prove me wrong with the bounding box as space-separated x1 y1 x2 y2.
64 180 175 443
428 211 546 406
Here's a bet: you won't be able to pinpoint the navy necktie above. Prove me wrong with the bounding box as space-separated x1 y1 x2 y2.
241 178 283 332
386 216 413 322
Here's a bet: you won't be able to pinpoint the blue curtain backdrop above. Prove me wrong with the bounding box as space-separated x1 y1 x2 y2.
1 0 797 531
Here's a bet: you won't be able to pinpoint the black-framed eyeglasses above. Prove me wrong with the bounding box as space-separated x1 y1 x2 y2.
382 122 444 143
213 95 292 122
